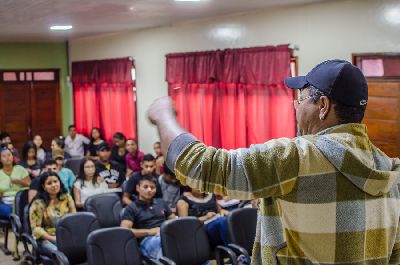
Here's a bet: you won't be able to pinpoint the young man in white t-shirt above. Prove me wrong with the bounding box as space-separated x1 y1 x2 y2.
64 125 90 158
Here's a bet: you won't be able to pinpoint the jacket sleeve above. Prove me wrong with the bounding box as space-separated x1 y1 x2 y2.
166 133 300 200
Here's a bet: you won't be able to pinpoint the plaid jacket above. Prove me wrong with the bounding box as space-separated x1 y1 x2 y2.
166 123 400 265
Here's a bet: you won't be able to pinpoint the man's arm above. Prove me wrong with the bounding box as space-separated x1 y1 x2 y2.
148 97 300 200
120 220 159 238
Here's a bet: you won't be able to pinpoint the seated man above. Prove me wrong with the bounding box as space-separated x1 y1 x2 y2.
121 176 175 260
122 154 162 205
158 164 182 212
95 143 125 189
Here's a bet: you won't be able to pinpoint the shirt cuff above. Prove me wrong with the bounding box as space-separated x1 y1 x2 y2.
166 133 199 171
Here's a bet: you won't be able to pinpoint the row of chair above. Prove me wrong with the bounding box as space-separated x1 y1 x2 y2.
3 190 257 265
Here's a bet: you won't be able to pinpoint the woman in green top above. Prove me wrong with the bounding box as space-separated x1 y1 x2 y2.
0 146 30 218
29 171 76 255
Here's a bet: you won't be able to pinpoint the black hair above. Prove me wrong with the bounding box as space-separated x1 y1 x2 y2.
127 138 137 144
43 159 57 168
163 163 175 177
154 141 161 146
113 132 126 142
307 86 366 124
137 175 157 186
90 127 103 143
33 135 46 151
0 132 10 141
68 124 76 130
22 141 37 161
143 154 155 162
76 158 99 188
35 171 68 206
52 136 65 149
0 147 16 169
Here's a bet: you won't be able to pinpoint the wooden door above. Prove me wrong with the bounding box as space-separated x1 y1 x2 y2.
0 82 31 151
31 81 61 148
363 80 400 158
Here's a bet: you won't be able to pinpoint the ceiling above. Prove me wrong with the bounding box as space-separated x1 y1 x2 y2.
0 0 326 42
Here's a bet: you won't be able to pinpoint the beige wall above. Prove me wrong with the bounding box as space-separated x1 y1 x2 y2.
69 0 400 153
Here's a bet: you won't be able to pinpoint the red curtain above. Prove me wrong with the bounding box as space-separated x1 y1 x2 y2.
167 45 295 149
72 58 137 142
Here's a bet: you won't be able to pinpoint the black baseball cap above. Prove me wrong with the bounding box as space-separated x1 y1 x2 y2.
285 60 368 107
97 142 110 151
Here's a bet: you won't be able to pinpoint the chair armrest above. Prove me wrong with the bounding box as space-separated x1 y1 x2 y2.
227 244 250 264
9 214 22 237
158 256 177 265
22 233 39 256
51 250 70 265
215 245 238 265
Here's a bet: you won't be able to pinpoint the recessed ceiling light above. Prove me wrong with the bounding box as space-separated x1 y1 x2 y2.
50 25 73 31
175 0 202 2
384 6 400 25
129 6 136 11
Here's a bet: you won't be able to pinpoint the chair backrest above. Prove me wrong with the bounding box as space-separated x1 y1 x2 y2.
227 208 257 253
161 217 211 265
87 227 142 265
64 158 83 176
84 193 122 228
56 212 99 264
15 189 29 218
23 204 31 234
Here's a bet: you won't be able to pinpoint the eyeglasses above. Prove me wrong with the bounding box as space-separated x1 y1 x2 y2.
293 95 313 110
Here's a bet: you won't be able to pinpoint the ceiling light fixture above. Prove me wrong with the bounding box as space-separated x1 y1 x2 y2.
175 0 202 2
50 25 73 31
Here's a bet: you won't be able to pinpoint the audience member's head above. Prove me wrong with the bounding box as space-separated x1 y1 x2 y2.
0 132 11 144
136 175 158 202
126 138 138 155
68 124 77 138
97 142 111 163
0 146 15 169
141 154 156 176
90 127 103 142
153 141 162 157
36 171 67 205
113 132 126 147
43 159 58 173
52 148 65 169
22 141 37 161
77 158 99 185
51 136 65 150
33 135 44 149
163 164 178 185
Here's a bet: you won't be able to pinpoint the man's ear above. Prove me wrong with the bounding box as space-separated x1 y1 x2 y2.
319 96 332 120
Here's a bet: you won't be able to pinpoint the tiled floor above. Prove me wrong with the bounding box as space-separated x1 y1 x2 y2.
0 232 26 265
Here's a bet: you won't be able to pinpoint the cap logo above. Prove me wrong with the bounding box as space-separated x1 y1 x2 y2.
360 99 367 106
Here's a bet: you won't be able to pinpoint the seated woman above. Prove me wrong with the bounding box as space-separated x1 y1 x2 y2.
19 141 42 179
46 136 72 161
86 128 104 161
0 146 31 218
125 138 144 177
33 135 47 164
73 158 108 209
111 132 127 173
29 171 76 256
176 188 230 248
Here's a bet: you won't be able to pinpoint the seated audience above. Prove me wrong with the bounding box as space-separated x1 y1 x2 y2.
0 146 30 218
177 188 229 247
33 135 47 164
19 141 42 179
121 176 175 260
158 164 181 212
153 142 164 175
46 136 72 161
125 138 144 176
0 132 20 161
123 154 162 206
95 143 125 189
29 171 76 256
111 132 127 172
53 149 76 194
64 124 90 158
86 127 104 161
73 158 108 209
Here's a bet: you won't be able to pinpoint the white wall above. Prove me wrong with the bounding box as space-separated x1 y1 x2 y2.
69 0 400 153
